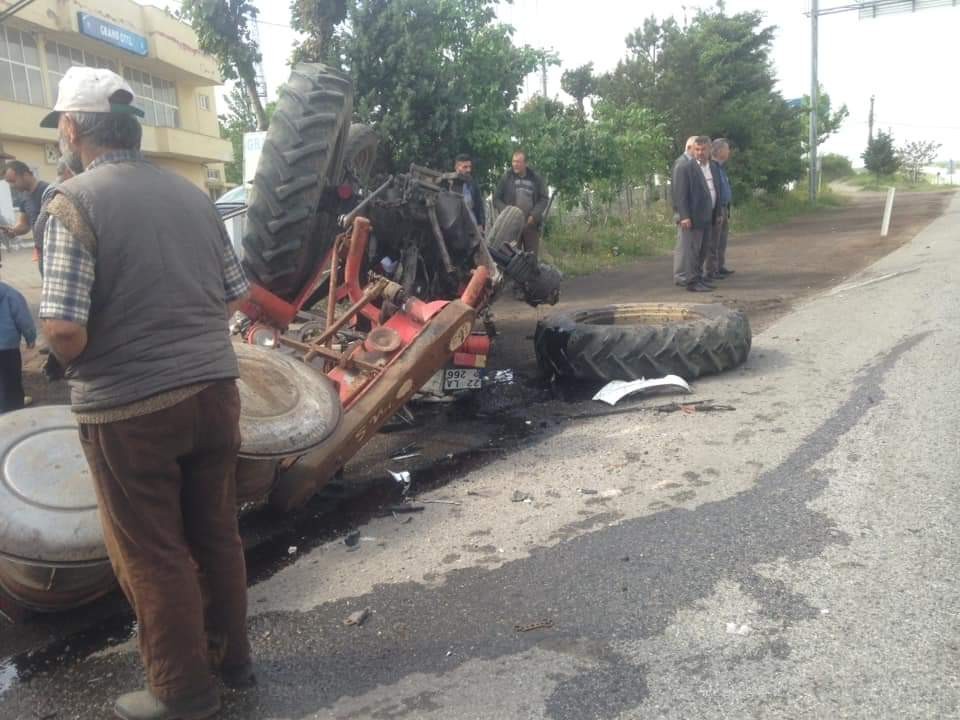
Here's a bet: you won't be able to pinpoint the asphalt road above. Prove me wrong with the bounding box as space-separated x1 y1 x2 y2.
2 194 960 719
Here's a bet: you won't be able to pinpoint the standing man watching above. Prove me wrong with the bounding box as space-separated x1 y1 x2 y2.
494 150 549 257
672 135 720 292
705 138 734 279
454 154 486 232
39 67 252 720
2 161 49 254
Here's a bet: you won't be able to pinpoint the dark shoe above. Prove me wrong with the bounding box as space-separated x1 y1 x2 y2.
697 279 716 289
114 687 220 720
221 661 257 690
686 283 712 292
718 267 735 276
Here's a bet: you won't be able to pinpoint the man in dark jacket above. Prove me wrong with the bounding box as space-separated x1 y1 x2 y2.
672 136 721 292
39 66 252 720
494 150 549 256
455 154 486 231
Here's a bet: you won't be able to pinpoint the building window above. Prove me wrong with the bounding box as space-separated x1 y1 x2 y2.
0 27 45 106
123 68 179 129
46 42 118 105
198 94 211 111
206 167 221 181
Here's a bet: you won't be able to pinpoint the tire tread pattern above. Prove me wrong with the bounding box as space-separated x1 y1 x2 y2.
534 303 752 382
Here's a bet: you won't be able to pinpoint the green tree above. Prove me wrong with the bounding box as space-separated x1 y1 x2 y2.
292 0 546 184
218 84 276 185
290 0 349 65
898 139 941 184
819 153 854 182
599 7 803 195
801 85 849 151
561 62 597 115
180 0 269 129
862 130 901 181
512 95 668 212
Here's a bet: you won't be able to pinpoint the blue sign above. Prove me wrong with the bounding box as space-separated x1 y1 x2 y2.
77 12 149 57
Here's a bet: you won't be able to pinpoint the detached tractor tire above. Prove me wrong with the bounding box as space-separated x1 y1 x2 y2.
487 206 525 250
243 64 353 300
535 303 751 382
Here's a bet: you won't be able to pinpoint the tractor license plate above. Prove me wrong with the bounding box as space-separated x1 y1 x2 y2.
443 368 483 391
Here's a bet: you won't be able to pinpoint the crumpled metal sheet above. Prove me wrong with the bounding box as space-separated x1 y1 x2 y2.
592 375 691 406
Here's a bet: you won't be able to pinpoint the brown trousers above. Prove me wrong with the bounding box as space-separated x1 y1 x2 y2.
78 381 250 703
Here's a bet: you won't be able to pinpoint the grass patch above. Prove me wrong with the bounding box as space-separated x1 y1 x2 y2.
543 205 675 276
845 173 957 192
730 186 845 233
543 187 845 276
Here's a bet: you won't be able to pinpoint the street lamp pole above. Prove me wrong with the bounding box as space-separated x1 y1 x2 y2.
810 0 819 205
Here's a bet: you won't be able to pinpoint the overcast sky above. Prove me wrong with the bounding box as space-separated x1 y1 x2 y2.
147 1 960 168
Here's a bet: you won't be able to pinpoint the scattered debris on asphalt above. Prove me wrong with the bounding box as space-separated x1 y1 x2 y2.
489 369 515 385
511 490 533 503
391 444 421 460
344 530 361 547
577 487 598 495
287 546 298 555
344 608 372 627
514 619 554 632
381 503 425 515
557 398 735 422
592 375 691 406
657 401 736 414
599 488 623 499
388 469 412 495
725 622 751 636
419 499 462 506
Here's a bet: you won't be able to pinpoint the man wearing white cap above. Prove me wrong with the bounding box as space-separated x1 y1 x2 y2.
39 66 252 720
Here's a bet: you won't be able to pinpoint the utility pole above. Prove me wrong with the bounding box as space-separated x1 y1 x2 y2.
540 59 548 98
868 94 875 143
809 0 819 205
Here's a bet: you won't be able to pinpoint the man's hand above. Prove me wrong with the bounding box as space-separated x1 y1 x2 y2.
42 319 88 366
527 215 536 226
679 218 693 230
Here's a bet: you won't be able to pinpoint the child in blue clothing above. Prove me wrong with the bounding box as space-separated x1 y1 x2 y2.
0 281 36 412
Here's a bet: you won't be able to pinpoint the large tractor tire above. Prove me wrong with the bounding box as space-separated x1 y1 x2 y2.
534 303 751 382
342 123 379 188
243 64 353 300
487 206 525 250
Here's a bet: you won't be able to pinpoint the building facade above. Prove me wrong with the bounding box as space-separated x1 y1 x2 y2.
0 0 232 196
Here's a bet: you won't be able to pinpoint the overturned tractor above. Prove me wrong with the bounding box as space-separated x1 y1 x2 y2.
0 63 561 613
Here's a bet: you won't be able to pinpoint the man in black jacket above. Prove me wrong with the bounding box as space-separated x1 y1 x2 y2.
672 136 721 292
494 150 549 256
455 154 486 231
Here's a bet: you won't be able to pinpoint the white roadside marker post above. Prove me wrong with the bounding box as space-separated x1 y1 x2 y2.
881 187 896 237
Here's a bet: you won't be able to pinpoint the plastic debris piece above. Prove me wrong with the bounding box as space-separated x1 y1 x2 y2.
577 488 598 495
599 488 623 499
725 622 751 636
593 375 691 406
344 530 361 547
287 546 297 555
344 607 371 626
511 490 533 503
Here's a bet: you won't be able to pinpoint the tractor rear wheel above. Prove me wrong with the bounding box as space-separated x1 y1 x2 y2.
242 64 353 300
